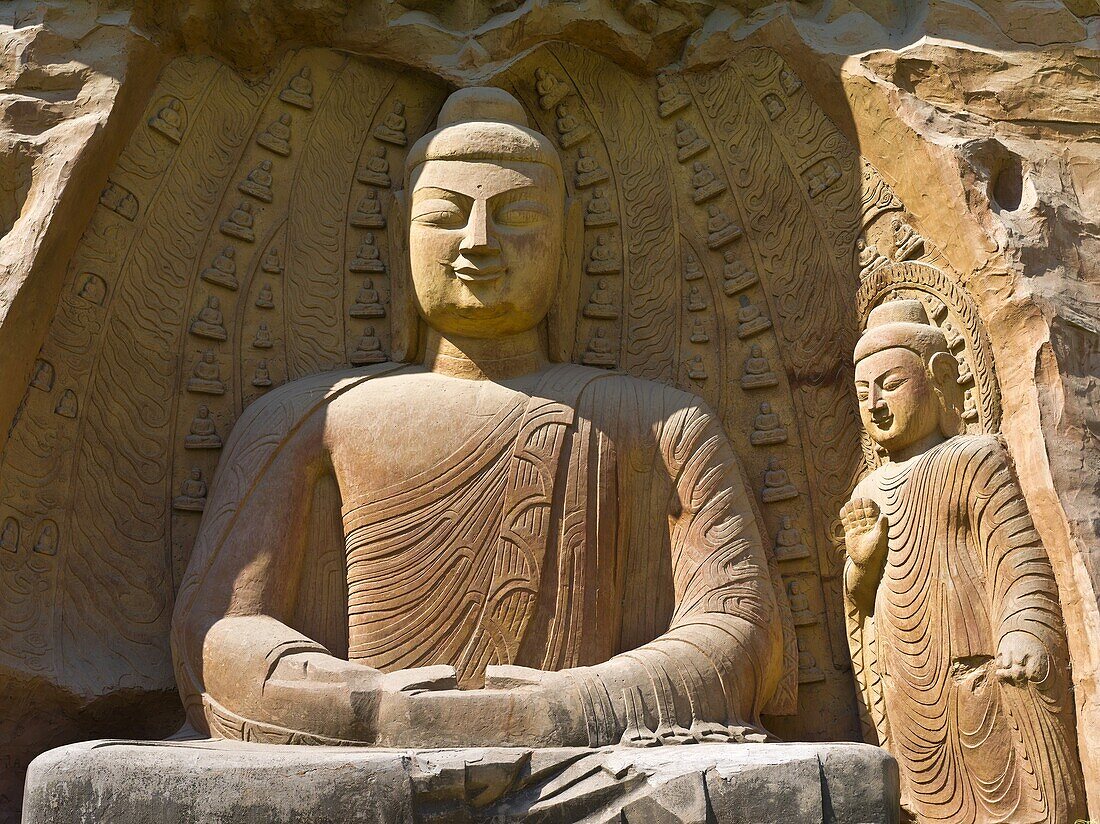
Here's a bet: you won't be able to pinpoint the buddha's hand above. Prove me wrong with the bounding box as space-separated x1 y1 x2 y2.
375 664 588 748
840 497 888 569
995 631 1051 685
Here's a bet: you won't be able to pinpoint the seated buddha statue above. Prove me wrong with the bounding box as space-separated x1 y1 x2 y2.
189 296 227 341
171 87 793 750
280 67 314 110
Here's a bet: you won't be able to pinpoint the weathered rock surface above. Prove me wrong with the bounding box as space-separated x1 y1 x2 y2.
23 740 900 823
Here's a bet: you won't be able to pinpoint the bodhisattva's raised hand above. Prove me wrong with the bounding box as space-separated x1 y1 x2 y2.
840 497 888 569
840 497 888 609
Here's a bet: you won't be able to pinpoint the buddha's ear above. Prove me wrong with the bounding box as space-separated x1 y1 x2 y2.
929 350 964 436
387 188 421 363
547 196 583 363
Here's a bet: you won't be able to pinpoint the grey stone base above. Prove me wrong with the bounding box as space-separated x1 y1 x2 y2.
24 739 899 823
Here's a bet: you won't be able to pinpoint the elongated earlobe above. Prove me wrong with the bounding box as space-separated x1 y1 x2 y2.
547 196 583 363
387 189 422 363
929 351 964 436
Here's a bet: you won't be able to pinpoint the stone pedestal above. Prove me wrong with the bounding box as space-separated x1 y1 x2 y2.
24 739 898 823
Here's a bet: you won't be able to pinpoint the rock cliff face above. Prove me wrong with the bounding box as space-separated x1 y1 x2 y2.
0 1 1096 820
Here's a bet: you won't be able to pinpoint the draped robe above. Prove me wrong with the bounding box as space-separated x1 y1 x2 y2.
172 362 794 745
845 435 1085 823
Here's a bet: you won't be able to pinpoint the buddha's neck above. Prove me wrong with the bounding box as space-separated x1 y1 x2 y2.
423 328 547 381
886 430 945 464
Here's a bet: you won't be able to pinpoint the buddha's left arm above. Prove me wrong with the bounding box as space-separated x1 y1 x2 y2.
967 437 1066 665
563 402 785 744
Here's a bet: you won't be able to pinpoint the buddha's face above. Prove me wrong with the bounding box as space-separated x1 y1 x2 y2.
408 159 563 339
855 347 940 455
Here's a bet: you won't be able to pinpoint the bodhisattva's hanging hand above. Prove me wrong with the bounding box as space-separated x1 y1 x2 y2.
995 631 1051 685
840 497 888 569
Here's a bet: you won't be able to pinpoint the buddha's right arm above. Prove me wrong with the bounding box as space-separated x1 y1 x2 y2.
171 386 385 742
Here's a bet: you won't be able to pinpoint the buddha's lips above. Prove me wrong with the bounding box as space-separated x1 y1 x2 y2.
449 262 506 282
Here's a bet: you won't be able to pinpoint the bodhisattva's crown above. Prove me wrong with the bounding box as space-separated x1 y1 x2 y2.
854 298 950 364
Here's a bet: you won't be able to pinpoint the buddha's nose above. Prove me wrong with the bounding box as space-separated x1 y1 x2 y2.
460 200 498 255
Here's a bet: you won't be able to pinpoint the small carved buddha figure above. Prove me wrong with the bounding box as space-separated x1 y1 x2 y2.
689 319 709 344
172 87 790 752
33 521 58 556
31 360 54 392
190 296 228 341
786 580 815 626
373 101 407 146
202 247 239 290
252 323 273 350
54 390 78 418
762 93 786 121
682 250 702 281
686 356 707 382
842 299 1086 823
173 468 208 512
255 283 275 309
761 456 797 503
221 202 256 243
705 204 741 249
350 325 386 365
573 147 607 189
262 247 283 275
258 113 292 156
251 360 273 388
856 238 885 277
690 161 725 203
350 279 386 319
555 105 591 150
674 119 708 162
280 66 314 109
686 285 707 312
581 325 616 367
890 216 923 260
722 251 757 295
962 386 979 422
0 518 17 552
351 189 386 229
796 642 823 684
149 98 183 143
736 295 772 339
239 160 274 202
78 273 107 305
187 350 225 395
773 516 809 562
956 354 973 385
185 405 223 449
535 67 569 110
750 402 786 445
350 233 385 273
357 145 391 188
740 345 777 390
779 68 802 96
656 72 689 118
583 279 618 320
585 234 619 275
584 188 616 227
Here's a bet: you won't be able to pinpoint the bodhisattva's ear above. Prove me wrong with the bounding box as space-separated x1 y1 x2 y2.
929 350 964 436
547 196 584 363
387 189 421 363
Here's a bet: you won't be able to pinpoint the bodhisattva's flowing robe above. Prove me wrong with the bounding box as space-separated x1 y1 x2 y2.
846 435 1086 823
172 362 794 746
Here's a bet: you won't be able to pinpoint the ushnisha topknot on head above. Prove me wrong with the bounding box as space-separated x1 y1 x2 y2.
854 298 950 364
404 86 563 186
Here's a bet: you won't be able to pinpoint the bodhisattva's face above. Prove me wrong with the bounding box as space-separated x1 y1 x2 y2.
408 159 564 339
855 347 940 455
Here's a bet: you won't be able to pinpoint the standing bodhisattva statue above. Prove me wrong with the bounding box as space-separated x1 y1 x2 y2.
171 87 794 748
842 299 1086 823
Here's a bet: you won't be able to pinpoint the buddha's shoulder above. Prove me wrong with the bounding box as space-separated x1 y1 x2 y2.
234 363 406 435
572 367 712 410
927 433 1006 466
